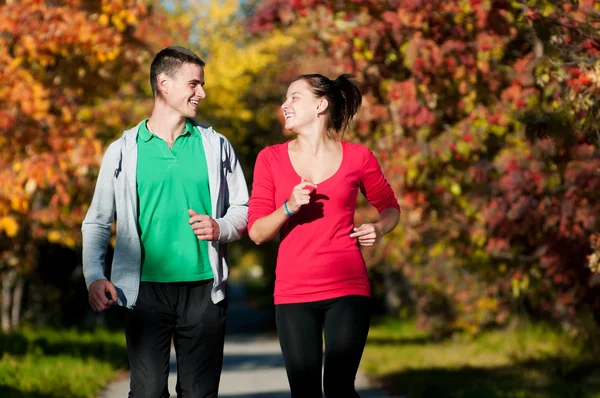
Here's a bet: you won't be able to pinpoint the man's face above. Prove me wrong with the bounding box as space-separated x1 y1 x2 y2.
164 63 206 118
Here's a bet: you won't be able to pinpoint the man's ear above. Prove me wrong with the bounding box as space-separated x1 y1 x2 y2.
316 97 329 113
156 72 169 96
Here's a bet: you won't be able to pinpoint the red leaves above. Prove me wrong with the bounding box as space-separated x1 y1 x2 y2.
485 237 510 256
243 0 600 333
381 10 400 29
404 36 443 78
387 79 435 128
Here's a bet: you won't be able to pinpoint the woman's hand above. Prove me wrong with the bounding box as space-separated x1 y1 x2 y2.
286 178 317 214
351 208 400 246
350 223 382 247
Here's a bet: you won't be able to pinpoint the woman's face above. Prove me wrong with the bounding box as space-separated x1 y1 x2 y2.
281 79 321 132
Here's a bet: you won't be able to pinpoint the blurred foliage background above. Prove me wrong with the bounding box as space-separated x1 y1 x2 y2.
1 0 600 395
2 0 600 335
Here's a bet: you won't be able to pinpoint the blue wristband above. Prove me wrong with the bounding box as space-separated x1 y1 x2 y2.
283 200 294 216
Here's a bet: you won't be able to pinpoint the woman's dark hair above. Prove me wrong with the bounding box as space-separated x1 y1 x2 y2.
150 46 205 97
291 73 362 136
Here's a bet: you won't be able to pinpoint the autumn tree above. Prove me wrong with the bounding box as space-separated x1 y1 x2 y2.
247 0 600 334
0 0 182 331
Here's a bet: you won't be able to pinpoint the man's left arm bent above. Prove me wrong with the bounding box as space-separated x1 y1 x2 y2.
190 137 248 242
215 139 249 242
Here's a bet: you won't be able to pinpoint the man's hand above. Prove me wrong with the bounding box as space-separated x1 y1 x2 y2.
350 223 382 247
89 280 118 312
188 209 220 241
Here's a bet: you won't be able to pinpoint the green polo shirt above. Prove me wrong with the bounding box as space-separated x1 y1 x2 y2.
137 119 213 282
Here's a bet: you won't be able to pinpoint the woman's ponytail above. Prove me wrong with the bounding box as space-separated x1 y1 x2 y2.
290 73 363 137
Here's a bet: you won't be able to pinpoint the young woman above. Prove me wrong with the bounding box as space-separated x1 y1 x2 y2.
248 74 400 397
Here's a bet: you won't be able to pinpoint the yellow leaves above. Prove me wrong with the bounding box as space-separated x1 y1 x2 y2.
546 173 562 190
11 197 28 212
209 0 239 23
471 227 487 248
407 167 419 183
64 236 77 248
95 48 120 64
99 14 110 26
47 230 61 243
475 297 498 312
62 107 73 123
188 0 295 140
111 14 126 32
459 0 472 15
47 229 77 247
453 318 480 336
428 241 445 257
541 2 555 17
454 66 467 82
461 91 477 114
511 274 529 298
21 35 37 57
450 183 462 196
456 141 471 157
125 11 138 25
7 56 23 71
0 216 19 238
352 36 374 61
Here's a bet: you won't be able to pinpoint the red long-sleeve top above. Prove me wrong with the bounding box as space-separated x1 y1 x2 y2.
248 141 400 304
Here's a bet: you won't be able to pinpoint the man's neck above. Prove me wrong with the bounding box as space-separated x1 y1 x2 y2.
146 107 187 145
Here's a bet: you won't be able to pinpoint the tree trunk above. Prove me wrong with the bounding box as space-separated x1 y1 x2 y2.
1 268 16 332
11 275 24 330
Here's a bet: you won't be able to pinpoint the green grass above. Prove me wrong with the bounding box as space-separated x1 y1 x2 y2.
0 328 127 398
363 319 600 398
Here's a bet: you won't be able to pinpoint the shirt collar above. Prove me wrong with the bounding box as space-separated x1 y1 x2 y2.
183 118 198 137
139 120 153 142
139 118 197 142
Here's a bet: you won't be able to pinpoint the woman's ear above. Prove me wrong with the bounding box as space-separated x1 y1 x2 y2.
316 97 329 113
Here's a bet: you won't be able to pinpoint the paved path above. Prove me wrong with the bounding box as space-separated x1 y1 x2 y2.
99 333 390 398
99 284 392 397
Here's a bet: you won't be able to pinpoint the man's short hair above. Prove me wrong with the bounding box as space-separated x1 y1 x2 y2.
150 46 205 97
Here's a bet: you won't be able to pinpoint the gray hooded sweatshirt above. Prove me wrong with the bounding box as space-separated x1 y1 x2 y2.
81 120 249 308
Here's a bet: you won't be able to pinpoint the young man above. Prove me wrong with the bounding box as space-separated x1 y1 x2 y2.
82 46 248 397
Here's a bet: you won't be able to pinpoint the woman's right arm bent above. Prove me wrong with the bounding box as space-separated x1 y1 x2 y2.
248 205 289 245
248 149 315 245
249 178 316 245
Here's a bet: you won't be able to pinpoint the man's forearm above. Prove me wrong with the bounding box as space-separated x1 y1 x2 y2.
216 204 248 242
81 224 111 288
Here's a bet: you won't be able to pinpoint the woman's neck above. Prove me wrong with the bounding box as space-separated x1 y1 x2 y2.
291 133 338 157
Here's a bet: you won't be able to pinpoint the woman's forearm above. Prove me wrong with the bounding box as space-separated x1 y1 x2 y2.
248 205 290 245
375 207 400 236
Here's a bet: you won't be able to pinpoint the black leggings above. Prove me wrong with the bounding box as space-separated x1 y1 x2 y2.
275 295 371 398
